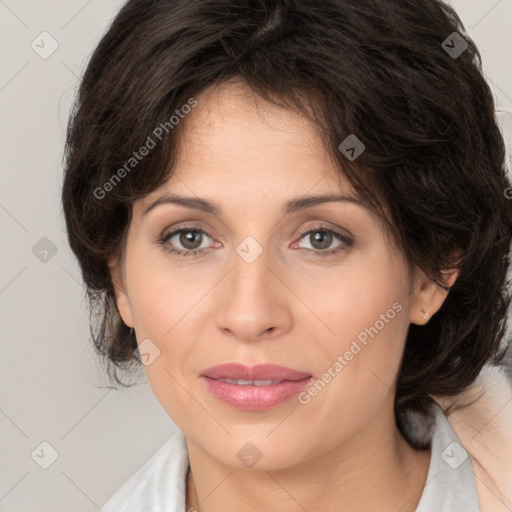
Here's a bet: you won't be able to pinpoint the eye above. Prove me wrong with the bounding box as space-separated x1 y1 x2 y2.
156 223 353 259
293 224 353 257
157 226 217 258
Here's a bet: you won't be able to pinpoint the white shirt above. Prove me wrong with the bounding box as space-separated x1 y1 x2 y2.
102 429 189 512
101 368 512 512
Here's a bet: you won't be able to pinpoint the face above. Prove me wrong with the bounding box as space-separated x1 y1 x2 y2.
111 80 444 470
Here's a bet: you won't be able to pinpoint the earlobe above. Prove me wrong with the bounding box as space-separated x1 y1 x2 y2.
108 255 134 328
409 268 459 325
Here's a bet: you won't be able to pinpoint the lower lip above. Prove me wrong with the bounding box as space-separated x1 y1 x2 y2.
201 376 313 411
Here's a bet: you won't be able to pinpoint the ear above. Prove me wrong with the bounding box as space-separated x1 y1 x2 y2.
409 267 459 325
108 255 134 328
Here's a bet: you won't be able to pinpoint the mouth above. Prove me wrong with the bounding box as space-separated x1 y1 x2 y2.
201 362 312 381
200 363 313 411
215 378 286 386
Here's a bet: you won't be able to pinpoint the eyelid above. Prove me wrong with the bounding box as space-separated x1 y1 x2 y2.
158 224 218 247
293 220 353 242
158 221 216 241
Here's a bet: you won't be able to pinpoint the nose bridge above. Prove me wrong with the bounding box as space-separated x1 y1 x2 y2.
232 238 271 295
229 236 275 309
215 235 292 340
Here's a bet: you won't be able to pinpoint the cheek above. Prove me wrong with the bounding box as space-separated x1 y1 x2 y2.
125 263 203 429
315 254 407 342
311 257 410 394
127 255 204 339
125 254 208 387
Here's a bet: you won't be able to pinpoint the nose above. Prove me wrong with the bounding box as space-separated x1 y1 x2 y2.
215 243 293 343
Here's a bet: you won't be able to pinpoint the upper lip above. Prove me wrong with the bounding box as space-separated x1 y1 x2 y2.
201 363 312 381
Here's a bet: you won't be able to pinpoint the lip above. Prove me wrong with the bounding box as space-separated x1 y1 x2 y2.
200 363 313 411
201 363 312 381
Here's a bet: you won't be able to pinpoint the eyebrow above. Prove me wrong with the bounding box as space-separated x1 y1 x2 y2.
142 192 364 216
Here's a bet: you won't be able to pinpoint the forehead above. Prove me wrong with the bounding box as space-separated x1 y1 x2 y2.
184 79 318 140
136 79 356 214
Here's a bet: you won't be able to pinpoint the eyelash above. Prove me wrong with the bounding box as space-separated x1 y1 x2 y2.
157 224 353 259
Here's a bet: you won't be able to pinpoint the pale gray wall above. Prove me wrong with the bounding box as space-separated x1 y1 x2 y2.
0 1 511 511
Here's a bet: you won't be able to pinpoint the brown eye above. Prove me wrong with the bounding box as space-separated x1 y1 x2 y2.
177 229 204 250
308 230 334 250
293 225 353 258
158 227 214 258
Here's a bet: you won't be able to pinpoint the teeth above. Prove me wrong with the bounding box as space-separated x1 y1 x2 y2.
219 378 281 386
253 379 275 386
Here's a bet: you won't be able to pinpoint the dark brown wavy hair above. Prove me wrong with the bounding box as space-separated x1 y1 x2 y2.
61 0 512 446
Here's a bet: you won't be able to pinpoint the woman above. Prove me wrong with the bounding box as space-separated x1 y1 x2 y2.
61 0 512 510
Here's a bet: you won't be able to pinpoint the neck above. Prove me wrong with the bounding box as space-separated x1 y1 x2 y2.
185 406 431 512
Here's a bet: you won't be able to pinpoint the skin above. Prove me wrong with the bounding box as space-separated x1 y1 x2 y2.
110 78 458 512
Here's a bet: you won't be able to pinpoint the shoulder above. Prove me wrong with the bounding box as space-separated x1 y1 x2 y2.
434 366 512 512
101 429 189 512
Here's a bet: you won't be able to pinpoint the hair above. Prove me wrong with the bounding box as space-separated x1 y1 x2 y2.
62 0 512 448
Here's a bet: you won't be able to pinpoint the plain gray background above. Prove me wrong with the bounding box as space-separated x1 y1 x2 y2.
0 1 511 511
